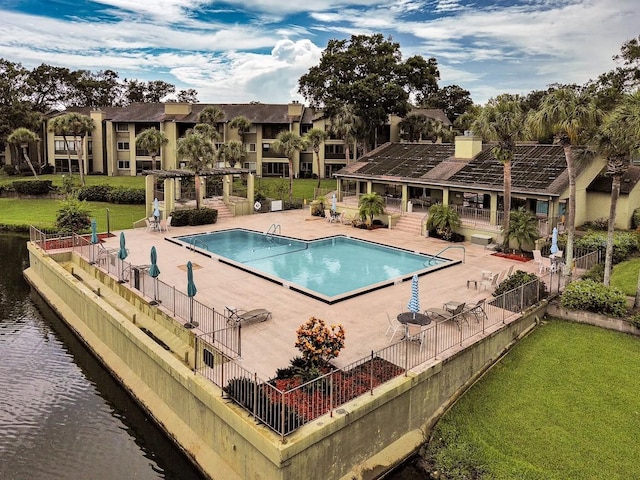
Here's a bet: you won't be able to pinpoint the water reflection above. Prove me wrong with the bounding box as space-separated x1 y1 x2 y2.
0 234 203 480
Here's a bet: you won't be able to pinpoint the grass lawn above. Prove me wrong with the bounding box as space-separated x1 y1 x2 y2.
611 258 640 296
0 176 335 232
0 198 145 232
428 320 640 479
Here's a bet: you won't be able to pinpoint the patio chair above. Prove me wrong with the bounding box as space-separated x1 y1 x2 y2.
385 312 404 342
479 272 499 290
159 215 172 232
145 218 154 232
405 322 426 351
533 249 551 273
463 298 488 323
226 306 272 326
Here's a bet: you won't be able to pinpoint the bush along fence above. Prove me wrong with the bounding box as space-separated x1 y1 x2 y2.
29 226 599 439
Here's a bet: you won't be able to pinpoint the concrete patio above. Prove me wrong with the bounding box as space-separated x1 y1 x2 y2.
98 208 539 379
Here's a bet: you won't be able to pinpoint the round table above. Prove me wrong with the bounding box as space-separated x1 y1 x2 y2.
397 312 432 326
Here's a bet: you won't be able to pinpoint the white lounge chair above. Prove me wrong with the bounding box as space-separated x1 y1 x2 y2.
385 312 404 342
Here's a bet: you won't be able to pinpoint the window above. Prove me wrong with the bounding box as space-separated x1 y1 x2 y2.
118 160 130 170
117 141 130 151
55 140 78 154
87 141 93 154
262 142 271 153
245 143 256 152
115 123 129 132
300 124 312 134
262 124 286 139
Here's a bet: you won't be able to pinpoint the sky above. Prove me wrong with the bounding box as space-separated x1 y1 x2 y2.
0 0 638 106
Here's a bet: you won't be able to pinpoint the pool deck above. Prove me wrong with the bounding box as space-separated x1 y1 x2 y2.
98 209 538 379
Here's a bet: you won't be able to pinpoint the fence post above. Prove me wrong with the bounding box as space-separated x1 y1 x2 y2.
280 385 286 440
173 286 176 316
253 372 258 421
330 373 334 418
194 336 198 373
238 323 242 358
370 351 374 395
404 334 409 375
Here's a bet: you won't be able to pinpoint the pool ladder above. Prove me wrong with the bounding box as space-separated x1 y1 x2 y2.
265 224 281 239
424 245 465 266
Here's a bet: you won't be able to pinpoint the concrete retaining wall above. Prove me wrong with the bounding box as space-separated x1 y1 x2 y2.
24 243 544 480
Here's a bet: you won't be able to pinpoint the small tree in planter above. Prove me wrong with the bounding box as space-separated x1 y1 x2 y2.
426 204 461 241
504 207 539 253
295 317 345 370
358 192 385 227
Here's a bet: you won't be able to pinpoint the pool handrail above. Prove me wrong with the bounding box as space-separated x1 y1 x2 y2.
426 245 465 266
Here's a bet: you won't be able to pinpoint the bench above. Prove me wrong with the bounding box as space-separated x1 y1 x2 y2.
470 234 492 246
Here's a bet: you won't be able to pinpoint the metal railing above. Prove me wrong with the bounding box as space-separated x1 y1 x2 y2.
30 226 601 439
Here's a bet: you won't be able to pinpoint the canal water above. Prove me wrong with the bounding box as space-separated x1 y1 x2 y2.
0 233 423 480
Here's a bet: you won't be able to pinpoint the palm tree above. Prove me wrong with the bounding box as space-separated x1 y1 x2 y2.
472 94 527 245
176 129 215 209
197 106 224 157
399 114 428 142
528 87 602 281
229 115 252 145
271 131 307 204
7 127 39 178
48 114 74 175
65 112 96 187
304 127 329 187
330 105 357 163
504 207 540 253
425 118 454 143
426 204 461 241
135 127 169 170
597 91 640 292
357 192 385 226
220 140 245 168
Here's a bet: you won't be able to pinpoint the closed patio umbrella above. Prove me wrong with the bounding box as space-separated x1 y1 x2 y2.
149 246 160 305
118 232 128 282
153 198 160 222
331 193 337 213
90 218 98 263
407 274 420 319
185 261 198 328
550 227 559 255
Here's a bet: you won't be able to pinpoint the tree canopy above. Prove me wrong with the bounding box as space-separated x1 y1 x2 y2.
298 34 440 150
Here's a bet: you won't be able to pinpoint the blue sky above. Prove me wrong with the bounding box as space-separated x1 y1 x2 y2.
1 0 638 105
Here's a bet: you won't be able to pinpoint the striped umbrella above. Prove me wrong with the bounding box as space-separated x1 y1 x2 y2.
407 274 420 318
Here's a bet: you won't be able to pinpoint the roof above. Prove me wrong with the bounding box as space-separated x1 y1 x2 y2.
336 142 577 196
587 165 640 194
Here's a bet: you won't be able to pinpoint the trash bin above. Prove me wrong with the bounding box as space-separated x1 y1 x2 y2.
407 201 413 213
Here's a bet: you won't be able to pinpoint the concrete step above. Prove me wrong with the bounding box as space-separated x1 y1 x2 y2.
393 214 424 235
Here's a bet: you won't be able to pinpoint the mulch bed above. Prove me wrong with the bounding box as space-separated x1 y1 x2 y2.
43 232 114 250
491 252 532 262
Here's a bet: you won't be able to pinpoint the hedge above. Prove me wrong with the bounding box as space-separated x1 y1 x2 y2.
560 279 627 317
171 208 218 226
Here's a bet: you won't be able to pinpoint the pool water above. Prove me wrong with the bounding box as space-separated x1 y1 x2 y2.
174 229 453 303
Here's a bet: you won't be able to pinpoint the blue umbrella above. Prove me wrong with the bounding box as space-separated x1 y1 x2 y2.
153 198 160 221
118 232 128 282
90 218 98 244
550 227 559 255
407 274 420 318
149 246 160 305
186 261 198 328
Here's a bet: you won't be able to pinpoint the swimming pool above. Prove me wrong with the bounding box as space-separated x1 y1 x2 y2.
173 229 457 303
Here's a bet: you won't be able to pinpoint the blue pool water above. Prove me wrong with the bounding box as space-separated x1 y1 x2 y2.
174 229 453 303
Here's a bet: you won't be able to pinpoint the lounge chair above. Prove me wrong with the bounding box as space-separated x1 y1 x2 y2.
226 307 272 326
159 215 172 231
480 272 499 290
463 298 488 323
425 302 466 320
405 322 426 351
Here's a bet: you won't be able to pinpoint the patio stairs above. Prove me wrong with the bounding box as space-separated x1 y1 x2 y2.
205 198 234 220
393 212 424 236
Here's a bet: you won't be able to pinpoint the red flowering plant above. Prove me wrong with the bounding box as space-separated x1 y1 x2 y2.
295 317 346 368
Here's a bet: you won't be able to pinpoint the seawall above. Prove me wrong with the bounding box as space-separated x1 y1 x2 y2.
24 243 544 480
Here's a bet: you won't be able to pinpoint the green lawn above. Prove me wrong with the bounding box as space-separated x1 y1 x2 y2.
0 198 145 232
428 320 640 479
0 173 145 188
611 258 640 296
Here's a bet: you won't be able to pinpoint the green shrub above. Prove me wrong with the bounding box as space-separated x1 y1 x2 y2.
55 197 91 233
107 187 145 204
492 270 547 312
11 180 53 195
1 164 18 176
560 280 627 317
77 185 113 202
581 262 605 282
627 312 640 329
171 208 218 226
632 207 640 229
574 230 640 264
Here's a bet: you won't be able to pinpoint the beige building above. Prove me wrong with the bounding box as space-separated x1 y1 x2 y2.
43 102 451 180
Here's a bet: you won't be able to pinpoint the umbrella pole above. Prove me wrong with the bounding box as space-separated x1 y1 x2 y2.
150 278 159 306
190 297 199 327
